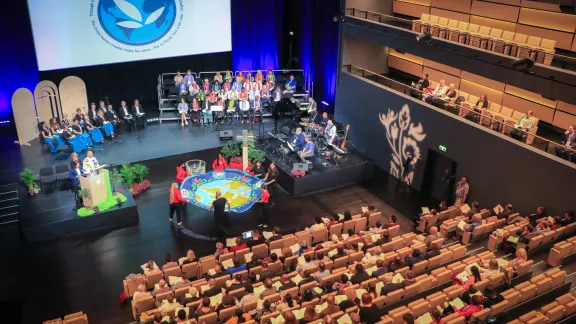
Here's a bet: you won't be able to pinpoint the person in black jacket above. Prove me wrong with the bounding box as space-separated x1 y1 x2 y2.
482 285 504 308
104 104 123 130
405 249 425 268
380 273 406 296
350 263 370 285
118 100 135 131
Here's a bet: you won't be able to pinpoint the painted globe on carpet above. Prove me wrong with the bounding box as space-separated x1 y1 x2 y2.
180 169 263 213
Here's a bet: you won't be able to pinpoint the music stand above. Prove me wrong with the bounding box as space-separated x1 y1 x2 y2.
211 105 224 131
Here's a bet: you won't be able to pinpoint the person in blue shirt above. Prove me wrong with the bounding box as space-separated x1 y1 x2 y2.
225 258 247 275
69 161 83 192
299 136 315 158
232 80 243 92
291 127 306 151
284 75 296 94
184 70 194 87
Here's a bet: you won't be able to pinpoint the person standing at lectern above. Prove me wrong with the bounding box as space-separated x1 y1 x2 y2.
82 150 99 176
69 161 83 193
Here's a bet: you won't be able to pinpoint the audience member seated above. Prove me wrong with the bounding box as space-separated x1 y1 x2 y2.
182 287 200 305
260 278 277 298
380 273 404 295
254 299 276 322
425 243 441 260
299 270 315 287
152 279 171 305
383 215 398 229
133 284 150 301
195 297 215 318
235 285 257 309
229 238 248 253
555 125 576 159
453 295 484 319
339 288 359 311
457 214 482 238
483 284 504 308
370 260 388 278
158 295 180 313
511 110 537 141
162 253 179 271
267 227 283 242
405 249 425 268
210 265 228 279
309 217 326 233
359 293 380 324
182 250 197 265
246 230 266 248
226 258 247 275
498 204 515 220
464 201 480 219
315 262 331 282
410 73 430 98
214 242 228 258
260 262 275 281
171 272 191 291
423 79 448 103
246 254 262 270
453 265 483 290
279 273 296 290
202 278 221 298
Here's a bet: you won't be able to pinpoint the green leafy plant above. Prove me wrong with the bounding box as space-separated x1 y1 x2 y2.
221 141 241 159
109 169 123 192
132 164 149 183
19 169 39 190
120 163 136 187
248 147 266 163
79 188 92 200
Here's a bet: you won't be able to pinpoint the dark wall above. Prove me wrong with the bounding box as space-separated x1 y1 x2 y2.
335 72 576 215
40 52 232 112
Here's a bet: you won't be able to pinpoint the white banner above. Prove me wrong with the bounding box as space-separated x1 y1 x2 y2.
28 0 232 71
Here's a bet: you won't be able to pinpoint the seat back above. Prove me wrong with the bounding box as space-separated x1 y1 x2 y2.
489 28 503 38
181 262 199 279
513 33 528 44
199 256 216 275
438 17 449 26
421 14 430 22
235 248 251 264
198 312 218 324
343 220 355 234
164 266 181 278
354 217 367 233
145 270 163 289
467 24 480 33
527 36 542 47
448 19 459 28
312 228 328 244
329 223 343 237
540 39 556 50
478 26 491 35
457 22 469 30
429 15 439 24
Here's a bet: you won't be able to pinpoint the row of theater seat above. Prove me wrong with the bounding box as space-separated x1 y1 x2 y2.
416 206 460 233
412 14 557 65
548 236 576 267
440 211 511 245
417 75 540 144
43 312 88 324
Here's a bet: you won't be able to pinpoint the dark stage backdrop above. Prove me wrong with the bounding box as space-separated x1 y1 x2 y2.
40 52 232 112
335 72 576 215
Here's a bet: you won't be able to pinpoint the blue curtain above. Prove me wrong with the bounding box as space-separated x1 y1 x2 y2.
231 0 284 72
299 0 340 109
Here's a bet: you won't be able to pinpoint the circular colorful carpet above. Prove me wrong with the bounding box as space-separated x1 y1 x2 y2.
180 169 263 213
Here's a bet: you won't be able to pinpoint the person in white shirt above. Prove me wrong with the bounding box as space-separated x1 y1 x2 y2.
239 99 251 124
308 217 326 233
174 71 184 85
422 79 448 102
273 86 283 102
177 98 189 126
253 95 263 123
189 80 200 97
82 150 99 176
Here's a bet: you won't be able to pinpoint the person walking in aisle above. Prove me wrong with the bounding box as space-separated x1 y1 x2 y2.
169 183 187 226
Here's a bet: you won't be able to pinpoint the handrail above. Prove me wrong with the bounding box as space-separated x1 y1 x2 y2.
342 64 576 157
345 8 576 72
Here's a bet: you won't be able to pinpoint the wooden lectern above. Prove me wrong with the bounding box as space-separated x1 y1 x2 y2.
79 168 112 208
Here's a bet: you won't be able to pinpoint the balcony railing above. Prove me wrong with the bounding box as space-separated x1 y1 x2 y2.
342 64 576 162
345 8 576 72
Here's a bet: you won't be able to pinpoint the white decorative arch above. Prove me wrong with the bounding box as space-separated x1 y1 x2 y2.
11 88 38 145
59 76 89 118
34 80 62 123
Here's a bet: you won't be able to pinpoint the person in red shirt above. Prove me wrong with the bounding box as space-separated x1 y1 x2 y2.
453 295 484 319
257 184 271 228
212 154 228 171
176 163 188 184
169 183 187 226
229 238 248 253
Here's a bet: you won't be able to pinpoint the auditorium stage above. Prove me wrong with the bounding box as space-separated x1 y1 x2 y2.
19 184 139 242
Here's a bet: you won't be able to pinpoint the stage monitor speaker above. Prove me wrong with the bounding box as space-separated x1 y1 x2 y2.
292 162 309 171
219 130 233 139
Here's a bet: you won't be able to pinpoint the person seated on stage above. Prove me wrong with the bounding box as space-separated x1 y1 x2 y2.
255 70 264 83
253 78 262 94
422 79 448 102
511 110 537 141
299 135 315 159
208 89 218 106
307 97 318 120
227 89 238 124
266 70 275 89
224 70 233 83
49 117 62 134
202 79 211 95
88 103 99 123
325 120 340 146
236 71 244 83
39 121 60 153
238 87 248 101
213 72 223 84
62 124 89 153
223 79 232 93
291 127 306 151
178 79 188 98
555 125 576 159
273 86 283 102
176 163 188 184
215 97 226 123
132 99 145 117
189 80 200 97
212 80 221 93
174 71 184 85
72 108 85 126
212 153 228 171
318 112 329 127
252 95 263 123
183 70 194 86
260 84 271 104
190 97 201 124
82 115 104 144
239 98 251 124
232 78 243 92
202 99 214 126
71 119 94 148
246 72 254 83
95 110 116 141
243 78 253 93
177 98 189 127
217 88 227 103
284 75 296 94
98 100 107 112
118 100 135 131
104 104 122 130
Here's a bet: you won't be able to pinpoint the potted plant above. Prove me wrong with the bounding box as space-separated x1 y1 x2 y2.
79 188 92 208
120 163 137 196
132 164 150 193
19 168 39 196
221 140 241 160
109 169 123 193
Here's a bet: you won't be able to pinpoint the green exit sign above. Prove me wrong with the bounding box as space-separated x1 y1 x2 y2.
439 145 447 152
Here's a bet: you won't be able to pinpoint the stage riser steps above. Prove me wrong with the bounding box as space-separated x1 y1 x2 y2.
159 111 274 123
0 187 19 226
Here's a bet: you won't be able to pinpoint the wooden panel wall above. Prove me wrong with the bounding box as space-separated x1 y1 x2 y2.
387 0 576 50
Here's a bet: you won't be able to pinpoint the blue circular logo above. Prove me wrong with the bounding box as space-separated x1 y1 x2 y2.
97 0 176 46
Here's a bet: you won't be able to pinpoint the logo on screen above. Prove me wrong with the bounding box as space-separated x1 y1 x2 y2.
97 0 177 46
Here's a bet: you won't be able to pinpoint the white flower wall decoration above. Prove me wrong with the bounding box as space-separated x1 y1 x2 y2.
114 0 165 29
379 104 427 184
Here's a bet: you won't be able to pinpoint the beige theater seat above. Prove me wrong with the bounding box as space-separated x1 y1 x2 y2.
539 39 557 65
499 31 515 55
455 22 469 43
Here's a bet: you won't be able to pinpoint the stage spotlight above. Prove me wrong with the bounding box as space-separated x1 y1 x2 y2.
289 31 294 36
416 31 432 43
512 57 534 70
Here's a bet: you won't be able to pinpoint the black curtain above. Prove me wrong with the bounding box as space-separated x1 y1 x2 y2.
40 52 232 112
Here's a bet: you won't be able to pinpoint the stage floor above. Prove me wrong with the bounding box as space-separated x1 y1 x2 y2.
0 121 276 185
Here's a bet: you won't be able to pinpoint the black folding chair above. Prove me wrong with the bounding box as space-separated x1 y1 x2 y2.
55 164 70 190
39 166 57 193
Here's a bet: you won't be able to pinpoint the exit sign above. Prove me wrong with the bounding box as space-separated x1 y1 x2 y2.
439 145 447 152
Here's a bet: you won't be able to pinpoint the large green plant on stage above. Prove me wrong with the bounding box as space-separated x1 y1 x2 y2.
132 164 149 183
221 140 241 159
220 131 266 163
19 168 39 195
120 163 150 197
120 163 136 187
